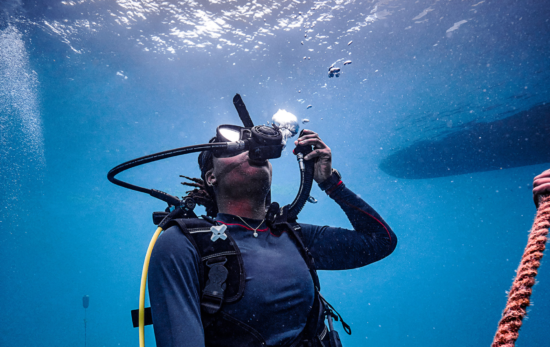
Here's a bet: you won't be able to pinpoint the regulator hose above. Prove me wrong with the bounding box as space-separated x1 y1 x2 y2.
107 142 233 205
287 142 315 221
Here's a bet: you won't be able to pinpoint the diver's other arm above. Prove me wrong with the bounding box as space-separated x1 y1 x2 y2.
149 226 205 347
533 169 550 208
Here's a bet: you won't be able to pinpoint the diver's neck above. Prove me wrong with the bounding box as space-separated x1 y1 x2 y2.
216 196 266 220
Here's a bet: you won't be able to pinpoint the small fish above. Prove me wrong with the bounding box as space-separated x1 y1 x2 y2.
302 118 310 123
307 105 312 109
348 40 353 46
344 60 352 65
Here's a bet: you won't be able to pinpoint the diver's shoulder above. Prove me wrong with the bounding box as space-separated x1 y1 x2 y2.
153 225 200 259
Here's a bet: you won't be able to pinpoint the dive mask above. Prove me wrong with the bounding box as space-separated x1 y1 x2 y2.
213 124 284 161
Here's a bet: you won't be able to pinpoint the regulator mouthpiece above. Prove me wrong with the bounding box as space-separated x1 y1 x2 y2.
272 109 299 146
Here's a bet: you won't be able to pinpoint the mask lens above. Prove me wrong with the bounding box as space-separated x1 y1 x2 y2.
213 125 248 158
218 127 241 142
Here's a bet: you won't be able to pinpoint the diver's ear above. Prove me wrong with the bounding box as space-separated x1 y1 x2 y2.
205 168 217 187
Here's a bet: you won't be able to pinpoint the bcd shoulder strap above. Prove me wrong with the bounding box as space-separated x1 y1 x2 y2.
131 217 246 328
167 218 246 315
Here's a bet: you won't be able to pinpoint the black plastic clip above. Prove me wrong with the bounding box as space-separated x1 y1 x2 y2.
319 293 352 335
201 257 228 315
325 309 343 347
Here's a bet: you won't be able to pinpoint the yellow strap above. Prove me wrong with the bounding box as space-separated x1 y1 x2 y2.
139 226 164 347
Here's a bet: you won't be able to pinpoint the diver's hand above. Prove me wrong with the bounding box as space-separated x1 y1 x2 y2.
533 169 550 208
294 129 332 183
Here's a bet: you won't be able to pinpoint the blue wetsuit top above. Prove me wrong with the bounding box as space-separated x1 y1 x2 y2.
149 182 397 347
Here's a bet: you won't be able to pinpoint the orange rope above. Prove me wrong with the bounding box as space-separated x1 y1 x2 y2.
491 195 550 347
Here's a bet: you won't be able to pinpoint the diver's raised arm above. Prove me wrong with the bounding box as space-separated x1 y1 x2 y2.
292 131 397 270
299 181 397 270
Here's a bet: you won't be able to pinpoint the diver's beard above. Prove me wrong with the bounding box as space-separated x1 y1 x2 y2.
213 152 272 204
215 178 271 217
217 176 271 201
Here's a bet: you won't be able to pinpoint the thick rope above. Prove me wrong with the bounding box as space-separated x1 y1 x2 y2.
491 195 550 347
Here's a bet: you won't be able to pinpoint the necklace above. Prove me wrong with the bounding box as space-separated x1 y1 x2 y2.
236 216 265 238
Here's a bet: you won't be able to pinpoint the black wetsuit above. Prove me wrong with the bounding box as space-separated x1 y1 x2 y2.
149 182 397 347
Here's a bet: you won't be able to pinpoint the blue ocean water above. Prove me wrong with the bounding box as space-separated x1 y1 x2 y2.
1 0 549 346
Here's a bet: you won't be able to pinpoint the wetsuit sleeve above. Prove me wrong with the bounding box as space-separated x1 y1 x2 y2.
149 226 205 347
300 182 397 270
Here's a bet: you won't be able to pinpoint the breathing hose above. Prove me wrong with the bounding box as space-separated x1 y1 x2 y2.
491 195 550 347
107 142 232 198
288 150 315 221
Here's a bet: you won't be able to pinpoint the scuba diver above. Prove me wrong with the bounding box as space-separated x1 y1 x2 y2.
108 95 397 347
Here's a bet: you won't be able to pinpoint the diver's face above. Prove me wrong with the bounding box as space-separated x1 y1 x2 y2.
208 151 272 197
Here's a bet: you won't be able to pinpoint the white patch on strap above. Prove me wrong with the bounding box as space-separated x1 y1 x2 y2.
210 224 228 242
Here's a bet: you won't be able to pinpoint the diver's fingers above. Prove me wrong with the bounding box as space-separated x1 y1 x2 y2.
534 169 550 181
297 137 327 149
533 184 550 196
295 129 319 139
534 177 550 188
304 148 331 161
295 133 321 144
297 133 320 140
300 129 317 135
533 182 550 207
533 178 550 197
533 175 550 207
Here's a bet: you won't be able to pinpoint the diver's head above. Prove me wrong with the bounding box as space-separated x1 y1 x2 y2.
194 111 298 216
198 137 272 217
